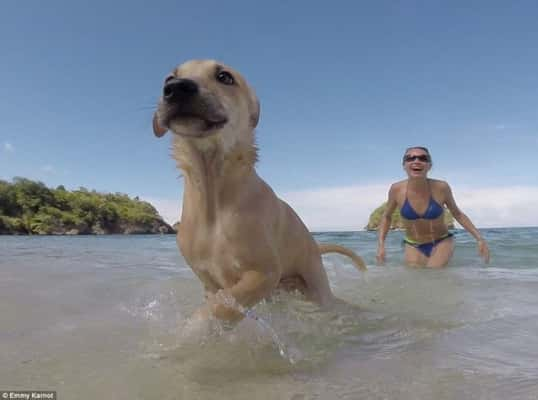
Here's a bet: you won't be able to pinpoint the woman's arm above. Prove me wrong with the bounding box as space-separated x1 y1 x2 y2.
443 182 490 263
377 184 399 265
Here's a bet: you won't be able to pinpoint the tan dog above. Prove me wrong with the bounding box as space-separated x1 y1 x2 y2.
153 60 366 322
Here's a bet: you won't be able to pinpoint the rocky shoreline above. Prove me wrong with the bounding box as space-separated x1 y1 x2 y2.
0 216 175 235
0 178 175 235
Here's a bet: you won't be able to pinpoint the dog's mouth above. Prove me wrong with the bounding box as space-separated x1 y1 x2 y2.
163 108 228 136
170 112 227 130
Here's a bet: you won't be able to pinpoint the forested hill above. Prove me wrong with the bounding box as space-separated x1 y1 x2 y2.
0 178 174 235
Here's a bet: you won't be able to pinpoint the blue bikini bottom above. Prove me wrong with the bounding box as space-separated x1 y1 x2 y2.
403 233 454 257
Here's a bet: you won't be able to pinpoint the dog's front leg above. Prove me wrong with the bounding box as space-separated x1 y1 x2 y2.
181 295 246 339
208 270 277 322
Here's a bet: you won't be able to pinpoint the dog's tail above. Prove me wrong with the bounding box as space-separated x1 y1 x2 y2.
318 243 367 271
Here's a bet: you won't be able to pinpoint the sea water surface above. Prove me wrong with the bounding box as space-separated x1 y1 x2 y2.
1 228 537 399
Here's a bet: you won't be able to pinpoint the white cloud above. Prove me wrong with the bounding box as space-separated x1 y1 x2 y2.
140 196 181 225
41 165 55 174
143 184 390 230
450 185 538 228
3 142 14 152
144 184 538 231
284 184 538 230
282 184 389 231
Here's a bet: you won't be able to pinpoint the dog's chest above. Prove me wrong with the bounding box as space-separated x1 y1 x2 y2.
190 254 243 291
178 227 242 289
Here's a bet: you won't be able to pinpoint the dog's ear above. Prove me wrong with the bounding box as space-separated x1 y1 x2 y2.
153 112 167 137
249 89 260 128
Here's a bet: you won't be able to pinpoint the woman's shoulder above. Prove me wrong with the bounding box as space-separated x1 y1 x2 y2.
388 180 407 199
429 179 451 191
391 179 408 188
389 180 407 192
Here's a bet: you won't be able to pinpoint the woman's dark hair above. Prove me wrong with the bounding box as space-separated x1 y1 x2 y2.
402 146 432 165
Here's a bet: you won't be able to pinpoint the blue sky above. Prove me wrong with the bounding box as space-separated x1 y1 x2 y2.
1 1 537 229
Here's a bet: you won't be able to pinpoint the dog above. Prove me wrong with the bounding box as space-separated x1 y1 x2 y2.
153 60 366 322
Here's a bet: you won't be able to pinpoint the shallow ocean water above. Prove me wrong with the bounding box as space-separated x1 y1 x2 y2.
1 228 537 399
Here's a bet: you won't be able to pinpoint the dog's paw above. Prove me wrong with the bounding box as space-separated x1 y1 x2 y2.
180 305 215 342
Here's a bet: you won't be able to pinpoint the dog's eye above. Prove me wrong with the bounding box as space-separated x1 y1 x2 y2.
216 71 235 85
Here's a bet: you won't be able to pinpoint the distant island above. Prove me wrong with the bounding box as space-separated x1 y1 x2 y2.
365 202 455 231
0 178 174 235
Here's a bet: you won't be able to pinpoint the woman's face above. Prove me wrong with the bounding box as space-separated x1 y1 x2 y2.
403 149 431 178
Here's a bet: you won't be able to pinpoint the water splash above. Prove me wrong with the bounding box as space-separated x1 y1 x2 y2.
244 308 301 364
205 290 302 364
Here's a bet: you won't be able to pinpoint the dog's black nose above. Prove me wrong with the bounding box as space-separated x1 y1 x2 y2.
163 79 199 103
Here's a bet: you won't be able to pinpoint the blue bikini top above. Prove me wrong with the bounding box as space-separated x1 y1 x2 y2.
400 184 444 220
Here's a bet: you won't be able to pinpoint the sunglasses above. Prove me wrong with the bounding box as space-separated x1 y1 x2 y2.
404 154 430 163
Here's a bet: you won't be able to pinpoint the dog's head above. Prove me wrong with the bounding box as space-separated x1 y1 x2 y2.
153 60 259 151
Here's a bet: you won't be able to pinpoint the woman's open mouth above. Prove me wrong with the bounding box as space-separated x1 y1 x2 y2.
411 166 425 172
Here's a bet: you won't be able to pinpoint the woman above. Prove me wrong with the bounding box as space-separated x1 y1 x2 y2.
376 146 489 268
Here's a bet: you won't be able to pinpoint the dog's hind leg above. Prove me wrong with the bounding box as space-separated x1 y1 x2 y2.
298 252 337 305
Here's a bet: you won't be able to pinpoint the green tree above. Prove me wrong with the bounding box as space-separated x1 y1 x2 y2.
0 178 173 235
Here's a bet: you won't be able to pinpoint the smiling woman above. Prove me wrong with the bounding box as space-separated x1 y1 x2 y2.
376 146 490 268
